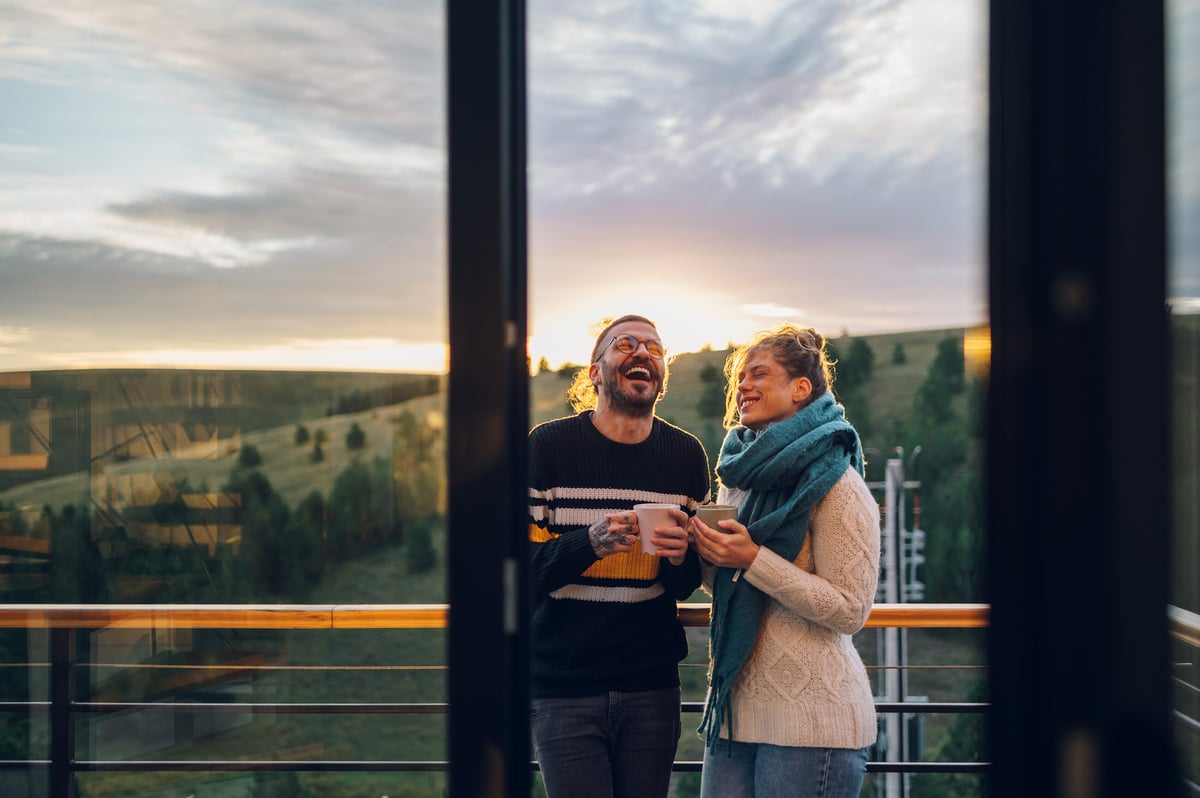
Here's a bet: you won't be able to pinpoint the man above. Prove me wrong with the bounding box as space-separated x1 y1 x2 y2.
528 314 710 798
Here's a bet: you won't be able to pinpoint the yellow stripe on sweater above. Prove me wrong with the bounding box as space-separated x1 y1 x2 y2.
530 523 552 543
582 546 660 580
530 523 661 580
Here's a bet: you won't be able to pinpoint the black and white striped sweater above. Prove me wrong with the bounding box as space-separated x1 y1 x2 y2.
528 411 709 698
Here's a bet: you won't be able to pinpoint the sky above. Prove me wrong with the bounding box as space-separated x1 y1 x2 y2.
0 0 1194 374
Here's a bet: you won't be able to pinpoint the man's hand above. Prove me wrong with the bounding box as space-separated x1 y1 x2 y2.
650 507 692 566
588 512 637 558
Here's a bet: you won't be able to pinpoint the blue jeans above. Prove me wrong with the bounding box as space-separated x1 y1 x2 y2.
700 738 868 798
531 687 682 798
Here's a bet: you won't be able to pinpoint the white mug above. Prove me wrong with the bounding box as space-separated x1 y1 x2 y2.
632 503 676 554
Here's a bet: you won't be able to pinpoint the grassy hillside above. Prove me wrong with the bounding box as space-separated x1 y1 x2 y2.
0 393 445 520
534 327 964 429
11 368 443 434
532 326 969 479
4 328 961 515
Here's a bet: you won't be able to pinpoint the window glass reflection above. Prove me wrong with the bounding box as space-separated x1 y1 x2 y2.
0 2 447 793
1170 0 1200 788
1170 0 1200 610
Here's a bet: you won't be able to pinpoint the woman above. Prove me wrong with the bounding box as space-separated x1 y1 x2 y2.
689 324 880 798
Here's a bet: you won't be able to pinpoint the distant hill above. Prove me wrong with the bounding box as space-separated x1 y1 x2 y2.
8 368 443 434
4 328 973 514
0 369 443 514
531 327 970 467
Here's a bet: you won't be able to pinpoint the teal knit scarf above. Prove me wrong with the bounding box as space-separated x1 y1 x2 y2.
699 391 864 750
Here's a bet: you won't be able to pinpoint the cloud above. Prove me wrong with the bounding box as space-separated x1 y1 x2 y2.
526 0 987 346
0 326 32 355
0 225 444 360
107 165 441 255
0 0 995 372
0 2 447 369
1169 0 1200 299
0 159 447 357
742 303 801 318
528 0 982 194
0 1 444 146
0 143 49 160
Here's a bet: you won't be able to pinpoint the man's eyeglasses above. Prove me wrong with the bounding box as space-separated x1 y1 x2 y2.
597 334 667 361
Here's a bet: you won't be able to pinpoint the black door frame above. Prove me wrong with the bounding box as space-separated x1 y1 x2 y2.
446 0 530 796
987 0 1178 794
444 0 1180 794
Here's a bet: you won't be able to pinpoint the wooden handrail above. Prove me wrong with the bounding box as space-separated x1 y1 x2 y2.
1169 604 1200 648
0 603 987 630
0 604 449 630
865 602 991 629
680 602 990 629
16 602 1200 639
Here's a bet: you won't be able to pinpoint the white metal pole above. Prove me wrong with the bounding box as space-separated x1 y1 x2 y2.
896 457 911 798
884 458 901 798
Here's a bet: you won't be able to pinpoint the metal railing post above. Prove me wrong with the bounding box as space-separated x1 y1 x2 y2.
50 627 75 798
881 459 902 798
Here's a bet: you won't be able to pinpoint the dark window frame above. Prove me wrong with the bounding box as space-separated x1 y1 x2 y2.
446 0 531 796
443 0 1181 793
987 0 1177 794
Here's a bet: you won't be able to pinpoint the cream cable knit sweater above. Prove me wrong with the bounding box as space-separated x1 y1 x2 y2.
704 467 880 749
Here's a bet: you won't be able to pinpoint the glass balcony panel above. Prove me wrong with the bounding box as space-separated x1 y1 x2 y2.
0 2 447 794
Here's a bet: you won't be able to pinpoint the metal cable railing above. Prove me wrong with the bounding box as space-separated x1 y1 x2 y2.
0 603 992 783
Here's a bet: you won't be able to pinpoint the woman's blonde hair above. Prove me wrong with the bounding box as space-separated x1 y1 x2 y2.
566 314 667 412
722 324 834 428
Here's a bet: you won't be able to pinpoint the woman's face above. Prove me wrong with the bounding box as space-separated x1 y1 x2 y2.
735 349 811 430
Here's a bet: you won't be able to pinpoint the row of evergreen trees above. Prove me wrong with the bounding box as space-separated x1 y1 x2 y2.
0 461 439 608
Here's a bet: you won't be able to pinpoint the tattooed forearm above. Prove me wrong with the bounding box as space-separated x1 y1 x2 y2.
588 516 634 558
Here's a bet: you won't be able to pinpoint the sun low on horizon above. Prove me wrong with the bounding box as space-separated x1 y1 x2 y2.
525 288 810 373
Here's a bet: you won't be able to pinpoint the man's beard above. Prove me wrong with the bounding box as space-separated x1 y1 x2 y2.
598 359 659 418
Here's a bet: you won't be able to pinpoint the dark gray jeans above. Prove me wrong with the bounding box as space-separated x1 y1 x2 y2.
531 687 682 798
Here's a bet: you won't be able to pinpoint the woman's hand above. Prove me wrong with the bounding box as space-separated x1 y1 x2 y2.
689 515 760 570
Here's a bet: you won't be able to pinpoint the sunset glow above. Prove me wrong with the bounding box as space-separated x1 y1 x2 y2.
0 0 1008 375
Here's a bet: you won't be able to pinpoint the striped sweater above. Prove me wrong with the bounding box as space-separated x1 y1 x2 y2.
528 411 709 698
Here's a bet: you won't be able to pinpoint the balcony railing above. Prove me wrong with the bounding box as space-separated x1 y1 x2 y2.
0 602 990 790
